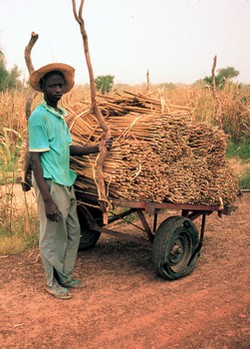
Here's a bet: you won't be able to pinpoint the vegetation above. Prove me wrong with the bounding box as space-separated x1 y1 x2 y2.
0 49 22 91
95 75 114 94
238 168 250 189
203 66 239 89
226 140 250 189
0 209 39 255
226 140 250 161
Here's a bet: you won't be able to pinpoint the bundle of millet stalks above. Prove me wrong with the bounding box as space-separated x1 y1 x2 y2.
65 92 239 207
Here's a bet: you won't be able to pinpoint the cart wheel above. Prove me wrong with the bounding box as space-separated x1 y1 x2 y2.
79 228 101 251
77 207 101 251
152 216 199 280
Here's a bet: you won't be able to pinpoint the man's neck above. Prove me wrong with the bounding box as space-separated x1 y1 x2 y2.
44 97 58 111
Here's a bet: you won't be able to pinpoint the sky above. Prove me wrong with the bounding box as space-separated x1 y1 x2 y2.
0 0 250 86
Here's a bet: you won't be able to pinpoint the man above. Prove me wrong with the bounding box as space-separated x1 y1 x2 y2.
28 63 112 299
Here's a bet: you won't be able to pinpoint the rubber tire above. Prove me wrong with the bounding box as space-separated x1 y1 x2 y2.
152 216 199 280
77 206 101 251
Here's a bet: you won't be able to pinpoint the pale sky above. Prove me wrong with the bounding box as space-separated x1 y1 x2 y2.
0 0 250 85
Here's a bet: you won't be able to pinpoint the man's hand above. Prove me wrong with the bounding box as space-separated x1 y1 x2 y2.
100 136 113 151
21 181 31 192
44 198 62 222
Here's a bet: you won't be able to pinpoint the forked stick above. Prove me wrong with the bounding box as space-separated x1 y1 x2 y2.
24 32 39 118
72 0 111 224
21 32 39 191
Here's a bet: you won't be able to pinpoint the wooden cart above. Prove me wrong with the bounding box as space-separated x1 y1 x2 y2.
76 193 234 280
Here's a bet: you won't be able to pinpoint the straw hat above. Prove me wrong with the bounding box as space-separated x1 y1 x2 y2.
30 63 75 93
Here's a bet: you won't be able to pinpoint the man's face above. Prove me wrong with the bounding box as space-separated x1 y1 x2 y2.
43 73 66 102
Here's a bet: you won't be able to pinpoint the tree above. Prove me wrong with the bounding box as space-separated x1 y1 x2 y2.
95 75 114 94
0 50 8 91
0 48 22 91
217 66 239 81
204 66 239 88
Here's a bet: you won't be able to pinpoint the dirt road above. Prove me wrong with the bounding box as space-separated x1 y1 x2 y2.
0 193 249 349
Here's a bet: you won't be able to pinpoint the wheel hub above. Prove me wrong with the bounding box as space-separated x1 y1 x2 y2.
170 240 184 264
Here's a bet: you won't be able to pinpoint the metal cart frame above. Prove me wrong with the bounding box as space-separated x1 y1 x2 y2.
77 194 235 280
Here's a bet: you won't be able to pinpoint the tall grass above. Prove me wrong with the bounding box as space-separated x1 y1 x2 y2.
0 207 39 254
168 82 250 142
0 90 27 134
0 89 40 254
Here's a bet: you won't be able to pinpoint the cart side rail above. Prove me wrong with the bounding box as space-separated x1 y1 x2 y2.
108 198 235 216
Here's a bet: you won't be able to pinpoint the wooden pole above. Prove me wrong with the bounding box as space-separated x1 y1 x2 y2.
71 0 111 224
21 32 39 192
24 32 39 118
211 55 222 128
146 69 150 92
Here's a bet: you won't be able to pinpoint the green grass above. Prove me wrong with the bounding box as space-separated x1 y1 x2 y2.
226 140 250 189
238 168 250 189
226 140 250 161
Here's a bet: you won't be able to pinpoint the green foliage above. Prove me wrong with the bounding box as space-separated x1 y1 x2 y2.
238 168 250 189
226 140 250 161
95 75 114 94
0 49 22 91
218 67 239 81
203 66 239 89
0 51 8 91
203 75 220 87
225 140 250 190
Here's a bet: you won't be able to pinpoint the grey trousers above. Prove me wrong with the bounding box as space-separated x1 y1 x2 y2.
33 178 80 287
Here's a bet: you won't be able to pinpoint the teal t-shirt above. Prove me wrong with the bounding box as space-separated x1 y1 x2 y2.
28 100 77 186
